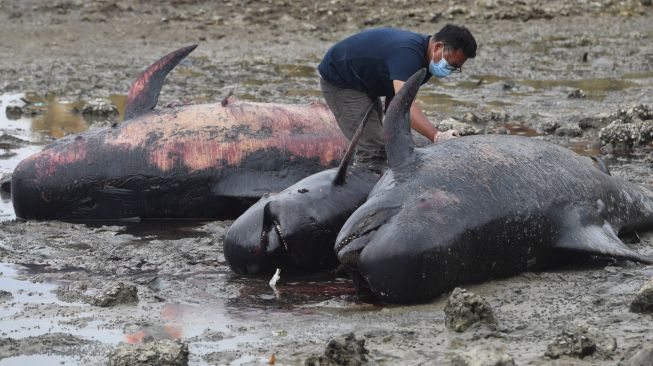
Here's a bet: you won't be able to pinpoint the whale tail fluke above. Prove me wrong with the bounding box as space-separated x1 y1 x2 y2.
124 44 198 121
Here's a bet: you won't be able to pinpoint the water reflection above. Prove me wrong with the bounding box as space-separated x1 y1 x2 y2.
30 98 88 139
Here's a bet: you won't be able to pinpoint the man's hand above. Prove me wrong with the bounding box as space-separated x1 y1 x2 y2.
433 129 460 143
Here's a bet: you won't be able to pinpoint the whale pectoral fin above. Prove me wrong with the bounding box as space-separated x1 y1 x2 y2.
554 221 653 264
124 45 198 121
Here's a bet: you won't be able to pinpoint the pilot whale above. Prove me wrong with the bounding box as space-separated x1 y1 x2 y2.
224 102 381 275
336 68 653 303
11 46 348 221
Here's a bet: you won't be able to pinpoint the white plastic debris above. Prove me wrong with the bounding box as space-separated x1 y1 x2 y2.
269 268 281 298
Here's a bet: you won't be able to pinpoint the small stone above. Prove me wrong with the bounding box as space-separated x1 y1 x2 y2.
437 118 481 136
630 278 653 313
490 110 508 122
540 120 560 134
92 282 138 307
568 89 587 99
501 81 516 91
305 333 368 366
81 98 118 117
545 329 595 359
0 134 29 150
462 112 481 124
5 104 23 119
446 5 470 16
0 290 13 303
452 345 515 366
108 340 189 366
444 287 497 332
555 125 583 137
0 173 11 194
545 326 616 359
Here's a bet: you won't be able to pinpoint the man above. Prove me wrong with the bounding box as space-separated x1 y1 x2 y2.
318 24 477 170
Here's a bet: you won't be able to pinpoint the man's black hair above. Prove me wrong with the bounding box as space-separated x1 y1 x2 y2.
433 24 477 59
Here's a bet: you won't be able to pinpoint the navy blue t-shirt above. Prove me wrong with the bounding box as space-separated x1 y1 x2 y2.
318 28 432 97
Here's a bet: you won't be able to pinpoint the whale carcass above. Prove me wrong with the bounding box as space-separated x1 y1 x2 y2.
336 69 653 303
11 46 347 221
224 103 382 275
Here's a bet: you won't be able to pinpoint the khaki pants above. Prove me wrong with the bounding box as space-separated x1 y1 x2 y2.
320 78 386 167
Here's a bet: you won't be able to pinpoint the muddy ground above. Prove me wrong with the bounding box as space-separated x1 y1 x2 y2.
1 0 653 365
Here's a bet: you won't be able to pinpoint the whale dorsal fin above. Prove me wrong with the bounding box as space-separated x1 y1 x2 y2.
384 69 426 169
124 45 198 121
332 100 382 186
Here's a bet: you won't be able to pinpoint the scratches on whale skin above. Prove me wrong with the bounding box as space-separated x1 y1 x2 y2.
27 137 90 180
107 101 347 172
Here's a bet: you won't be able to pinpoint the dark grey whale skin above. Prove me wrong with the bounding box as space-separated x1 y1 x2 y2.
224 167 378 275
336 69 653 303
224 102 382 275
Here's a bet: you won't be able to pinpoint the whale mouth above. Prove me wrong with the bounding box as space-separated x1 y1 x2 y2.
336 226 380 267
261 220 289 255
271 222 289 252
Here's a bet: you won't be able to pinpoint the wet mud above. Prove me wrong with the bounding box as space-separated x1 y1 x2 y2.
1 0 653 365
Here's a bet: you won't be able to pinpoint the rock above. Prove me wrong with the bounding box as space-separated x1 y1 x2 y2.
452 345 515 366
490 110 508 122
540 120 560 134
462 112 481 125
642 0 652 6
0 173 11 194
578 115 609 129
91 282 138 307
545 327 616 359
568 89 587 99
630 278 653 313
305 333 368 366
437 118 482 136
599 120 640 152
0 290 13 303
108 340 189 366
0 134 29 150
5 103 23 119
501 81 516 91
477 0 498 9
444 287 497 332
555 125 583 137
446 5 470 17
81 98 118 117
620 345 653 366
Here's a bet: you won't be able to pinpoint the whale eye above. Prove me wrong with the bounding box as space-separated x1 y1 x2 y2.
298 188 309 193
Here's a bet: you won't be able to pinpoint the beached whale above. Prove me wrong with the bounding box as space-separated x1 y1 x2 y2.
224 103 381 274
11 46 347 221
336 69 653 303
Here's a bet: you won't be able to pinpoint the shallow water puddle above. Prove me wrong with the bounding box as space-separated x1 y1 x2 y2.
503 123 540 137
0 262 61 306
469 72 653 100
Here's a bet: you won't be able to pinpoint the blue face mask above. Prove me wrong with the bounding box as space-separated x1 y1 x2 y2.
429 47 452 78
